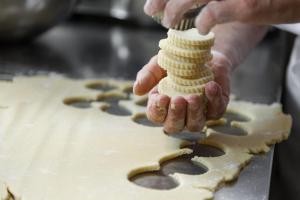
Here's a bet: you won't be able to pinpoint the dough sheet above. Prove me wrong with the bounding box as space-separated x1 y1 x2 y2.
0 75 291 200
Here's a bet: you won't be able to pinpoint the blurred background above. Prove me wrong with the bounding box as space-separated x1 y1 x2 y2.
0 0 164 79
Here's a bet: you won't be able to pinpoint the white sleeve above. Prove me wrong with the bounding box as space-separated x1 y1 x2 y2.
274 23 300 35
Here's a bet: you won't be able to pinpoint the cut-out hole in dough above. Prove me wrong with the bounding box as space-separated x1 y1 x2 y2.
63 98 92 109
170 130 205 141
86 82 117 92
211 125 247 136
224 112 249 122
161 154 207 176
208 112 249 136
98 96 132 116
101 105 132 116
133 114 162 127
130 171 179 190
135 99 148 107
183 143 225 158
130 144 214 190
97 96 128 103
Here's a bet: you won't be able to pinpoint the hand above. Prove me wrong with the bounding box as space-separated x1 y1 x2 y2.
133 52 231 133
144 0 300 34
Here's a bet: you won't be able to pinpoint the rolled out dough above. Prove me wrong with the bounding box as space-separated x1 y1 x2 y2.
0 75 292 200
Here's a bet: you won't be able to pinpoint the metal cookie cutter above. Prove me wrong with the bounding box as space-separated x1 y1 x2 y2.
152 5 203 30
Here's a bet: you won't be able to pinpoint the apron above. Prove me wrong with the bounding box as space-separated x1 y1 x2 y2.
270 35 300 200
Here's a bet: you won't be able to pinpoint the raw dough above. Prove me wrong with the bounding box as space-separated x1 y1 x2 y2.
0 75 292 200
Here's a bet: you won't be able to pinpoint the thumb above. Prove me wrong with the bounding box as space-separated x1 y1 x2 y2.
134 56 167 96
195 0 237 34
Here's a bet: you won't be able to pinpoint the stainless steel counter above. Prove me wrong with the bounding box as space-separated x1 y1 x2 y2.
0 18 291 199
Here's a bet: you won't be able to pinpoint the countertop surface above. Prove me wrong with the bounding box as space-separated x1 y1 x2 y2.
0 17 291 200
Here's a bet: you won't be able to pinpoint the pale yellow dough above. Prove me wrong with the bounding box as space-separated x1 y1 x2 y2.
0 75 292 200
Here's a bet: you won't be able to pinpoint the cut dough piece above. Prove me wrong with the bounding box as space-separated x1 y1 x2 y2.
161 50 213 65
162 65 211 78
169 72 214 86
158 77 203 97
168 29 215 47
158 50 206 70
0 76 292 200
159 39 212 59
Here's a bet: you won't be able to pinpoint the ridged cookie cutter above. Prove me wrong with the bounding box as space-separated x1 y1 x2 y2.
152 5 203 30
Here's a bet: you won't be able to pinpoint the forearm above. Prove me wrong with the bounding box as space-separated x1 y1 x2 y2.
211 22 268 71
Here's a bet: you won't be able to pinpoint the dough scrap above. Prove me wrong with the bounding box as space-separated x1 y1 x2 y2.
0 75 292 200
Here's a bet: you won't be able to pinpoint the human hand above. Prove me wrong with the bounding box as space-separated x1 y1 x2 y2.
133 52 231 133
144 0 300 34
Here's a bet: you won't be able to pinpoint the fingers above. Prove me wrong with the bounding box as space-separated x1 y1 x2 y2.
145 0 211 28
162 0 210 28
144 0 167 16
147 94 207 133
186 95 206 132
210 57 230 99
205 54 230 120
196 0 237 34
147 87 170 124
144 53 232 132
164 96 187 133
133 56 166 96
205 81 227 119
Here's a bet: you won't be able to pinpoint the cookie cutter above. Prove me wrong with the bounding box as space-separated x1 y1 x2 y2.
152 5 204 30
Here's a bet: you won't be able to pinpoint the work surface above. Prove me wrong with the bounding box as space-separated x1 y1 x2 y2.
0 18 291 199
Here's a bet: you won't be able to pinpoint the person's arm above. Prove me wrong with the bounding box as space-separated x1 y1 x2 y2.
212 23 268 70
133 22 268 133
144 0 300 34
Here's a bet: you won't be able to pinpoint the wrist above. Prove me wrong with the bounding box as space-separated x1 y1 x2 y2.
211 50 234 73
211 23 269 71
